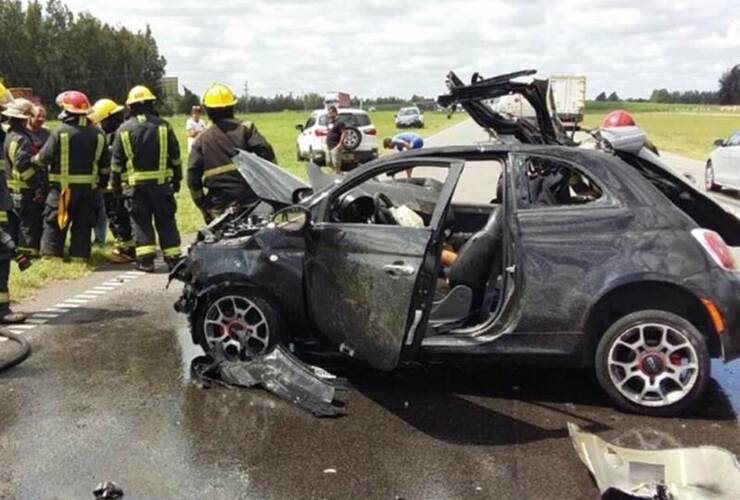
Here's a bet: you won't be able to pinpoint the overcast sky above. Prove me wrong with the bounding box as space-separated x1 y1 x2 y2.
59 0 739 99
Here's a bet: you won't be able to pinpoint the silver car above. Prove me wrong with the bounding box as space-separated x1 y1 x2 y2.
706 130 740 191
394 106 424 128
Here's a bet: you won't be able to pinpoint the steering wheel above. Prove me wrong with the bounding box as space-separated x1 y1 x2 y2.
373 192 398 225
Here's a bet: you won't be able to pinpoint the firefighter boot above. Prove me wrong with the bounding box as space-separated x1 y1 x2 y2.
136 255 155 273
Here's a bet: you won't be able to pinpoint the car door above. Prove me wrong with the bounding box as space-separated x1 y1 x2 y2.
304 158 463 370
297 115 316 155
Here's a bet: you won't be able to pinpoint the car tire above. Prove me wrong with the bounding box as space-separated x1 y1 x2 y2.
192 287 286 359
341 126 362 151
595 309 710 417
705 161 720 191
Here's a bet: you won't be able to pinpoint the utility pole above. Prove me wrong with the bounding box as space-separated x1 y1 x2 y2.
243 80 249 112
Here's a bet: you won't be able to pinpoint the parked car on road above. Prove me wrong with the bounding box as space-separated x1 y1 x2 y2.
172 70 740 417
296 108 378 167
706 130 740 191
395 106 424 128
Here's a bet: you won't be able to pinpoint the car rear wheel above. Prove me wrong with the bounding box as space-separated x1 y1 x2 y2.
595 310 710 417
193 287 285 359
705 161 720 191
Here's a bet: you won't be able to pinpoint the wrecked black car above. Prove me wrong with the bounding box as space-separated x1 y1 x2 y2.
171 70 740 417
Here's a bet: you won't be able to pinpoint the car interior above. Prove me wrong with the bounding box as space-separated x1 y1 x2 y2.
327 161 510 335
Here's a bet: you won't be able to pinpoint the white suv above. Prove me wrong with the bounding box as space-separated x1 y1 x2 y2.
296 108 378 167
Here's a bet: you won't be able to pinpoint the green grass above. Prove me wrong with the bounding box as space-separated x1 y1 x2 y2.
9 110 465 301
582 101 740 161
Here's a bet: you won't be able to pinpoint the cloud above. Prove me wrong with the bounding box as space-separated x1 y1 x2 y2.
56 0 739 99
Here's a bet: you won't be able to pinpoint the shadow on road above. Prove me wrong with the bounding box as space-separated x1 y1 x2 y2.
34 307 147 324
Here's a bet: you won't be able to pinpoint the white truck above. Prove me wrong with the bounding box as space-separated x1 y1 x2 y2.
492 75 586 128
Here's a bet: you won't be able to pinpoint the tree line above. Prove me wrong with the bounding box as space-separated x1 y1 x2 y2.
0 0 166 106
595 64 740 104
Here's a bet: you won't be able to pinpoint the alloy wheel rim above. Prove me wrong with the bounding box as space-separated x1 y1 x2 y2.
607 322 699 408
344 129 361 148
203 295 270 358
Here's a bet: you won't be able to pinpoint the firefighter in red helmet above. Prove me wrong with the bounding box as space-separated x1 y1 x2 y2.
33 90 111 261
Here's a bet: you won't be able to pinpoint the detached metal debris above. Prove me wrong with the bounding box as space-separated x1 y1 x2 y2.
568 423 740 500
191 344 346 417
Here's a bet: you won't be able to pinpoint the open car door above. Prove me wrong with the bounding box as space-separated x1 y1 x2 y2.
305 158 464 370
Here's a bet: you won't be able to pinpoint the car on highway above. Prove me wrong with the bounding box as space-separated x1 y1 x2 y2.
295 108 379 168
395 106 424 128
706 130 740 191
170 70 740 417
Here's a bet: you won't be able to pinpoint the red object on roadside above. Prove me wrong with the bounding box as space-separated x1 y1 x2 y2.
601 110 635 128
55 90 91 114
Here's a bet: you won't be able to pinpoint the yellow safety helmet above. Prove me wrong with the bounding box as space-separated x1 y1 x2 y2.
125 85 156 106
0 81 13 106
89 98 125 124
202 82 237 108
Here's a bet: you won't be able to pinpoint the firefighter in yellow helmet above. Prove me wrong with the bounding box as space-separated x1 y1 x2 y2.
0 99 35 323
90 98 135 263
3 98 44 258
111 85 182 272
187 82 275 222
33 90 111 261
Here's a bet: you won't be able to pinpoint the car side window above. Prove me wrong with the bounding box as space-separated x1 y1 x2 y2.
305 116 316 129
327 165 452 227
318 115 327 126
728 132 740 146
513 155 603 209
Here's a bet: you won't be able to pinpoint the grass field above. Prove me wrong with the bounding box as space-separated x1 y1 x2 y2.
9 110 466 301
582 101 740 160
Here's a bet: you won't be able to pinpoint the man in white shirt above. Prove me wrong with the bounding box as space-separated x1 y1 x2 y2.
185 105 207 152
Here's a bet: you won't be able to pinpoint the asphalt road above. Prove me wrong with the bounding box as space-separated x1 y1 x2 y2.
1 120 739 500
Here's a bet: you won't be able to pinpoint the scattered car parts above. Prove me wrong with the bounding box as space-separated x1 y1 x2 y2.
568 423 740 500
191 344 346 417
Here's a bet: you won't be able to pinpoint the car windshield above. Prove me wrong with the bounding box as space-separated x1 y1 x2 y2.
400 108 419 116
318 113 371 127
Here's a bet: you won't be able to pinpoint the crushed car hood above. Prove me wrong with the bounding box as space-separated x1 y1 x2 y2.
234 150 308 208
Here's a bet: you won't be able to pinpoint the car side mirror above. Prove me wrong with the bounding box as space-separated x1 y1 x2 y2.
272 206 311 233
292 187 314 203
714 138 726 147
295 124 304 131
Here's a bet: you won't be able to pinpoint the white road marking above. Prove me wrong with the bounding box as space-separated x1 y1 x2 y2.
33 313 59 319
26 318 48 325
45 307 69 313
65 298 89 304
123 271 145 276
75 294 98 300
85 290 108 295
92 286 116 291
6 324 35 330
55 303 82 309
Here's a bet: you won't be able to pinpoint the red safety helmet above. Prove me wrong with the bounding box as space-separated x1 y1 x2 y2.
601 110 635 128
55 90 91 114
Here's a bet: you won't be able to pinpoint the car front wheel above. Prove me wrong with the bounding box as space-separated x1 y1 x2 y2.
705 161 720 191
193 287 284 359
595 310 710 417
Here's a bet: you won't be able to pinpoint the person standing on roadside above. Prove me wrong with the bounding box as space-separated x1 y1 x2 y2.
89 98 136 263
325 105 347 174
33 91 110 262
28 104 50 153
186 105 207 153
0 97 33 324
111 85 183 272
4 98 44 258
188 82 276 223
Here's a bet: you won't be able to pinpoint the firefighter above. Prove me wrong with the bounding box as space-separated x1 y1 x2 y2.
0 97 34 323
3 98 44 257
188 82 276 223
111 85 182 272
89 98 135 263
33 90 110 261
